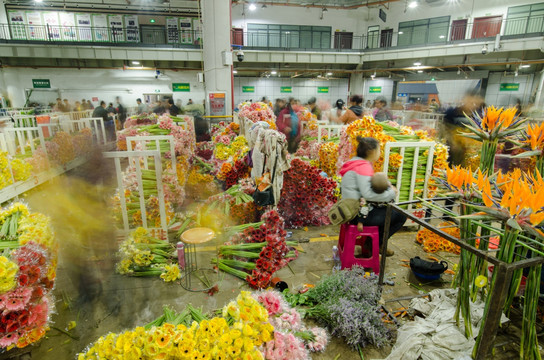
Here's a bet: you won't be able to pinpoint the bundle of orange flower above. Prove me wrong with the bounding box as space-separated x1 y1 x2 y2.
416 223 461 254
337 117 397 173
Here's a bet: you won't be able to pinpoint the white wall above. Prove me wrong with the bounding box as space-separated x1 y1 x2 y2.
232 0 544 40
0 67 206 108
433 79 480 106
364 78 395 103
485 72 534 107
233 77 349 106
232 4 365 35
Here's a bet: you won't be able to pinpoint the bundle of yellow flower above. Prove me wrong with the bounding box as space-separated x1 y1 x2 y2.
0 152 14 190
77 291 273 360
318 142 339 177
338 117 397 173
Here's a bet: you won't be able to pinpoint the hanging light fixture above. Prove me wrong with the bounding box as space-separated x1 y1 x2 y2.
248 3 257 11
408 1 418 8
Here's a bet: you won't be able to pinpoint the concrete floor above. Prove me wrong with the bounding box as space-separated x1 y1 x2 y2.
3 163 537 360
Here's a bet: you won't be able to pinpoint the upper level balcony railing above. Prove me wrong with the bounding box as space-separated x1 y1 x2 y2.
234 16 544 52
0 23 203 48
0 15 543 52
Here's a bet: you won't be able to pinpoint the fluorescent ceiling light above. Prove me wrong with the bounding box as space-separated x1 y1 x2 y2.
413 62 421 66
233 70 238 74
132 61 140 65
399 31 404 35
520 64 530 68
417 70 424 73
35 0 43 2
439 35 445 39
408 1 418 8
326 72 333 76
271 71 277 75
249 3 257 11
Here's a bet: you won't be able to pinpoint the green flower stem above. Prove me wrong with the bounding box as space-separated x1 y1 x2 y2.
521 264 542 360
214 260 249 280
479 139 498 175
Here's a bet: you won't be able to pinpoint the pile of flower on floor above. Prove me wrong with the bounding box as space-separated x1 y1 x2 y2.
77 290 328 360
0 202 57 349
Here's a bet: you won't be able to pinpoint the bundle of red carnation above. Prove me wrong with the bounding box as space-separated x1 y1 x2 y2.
278 158 337 228
214 210 298 289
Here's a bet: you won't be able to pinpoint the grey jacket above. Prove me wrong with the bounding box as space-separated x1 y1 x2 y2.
339 157 396 202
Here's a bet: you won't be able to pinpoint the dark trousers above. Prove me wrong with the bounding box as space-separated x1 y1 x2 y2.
351 207 407 246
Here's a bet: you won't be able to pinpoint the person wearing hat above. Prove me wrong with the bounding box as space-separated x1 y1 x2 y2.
329 99 347 124
372 96 395 122
307 97 322 120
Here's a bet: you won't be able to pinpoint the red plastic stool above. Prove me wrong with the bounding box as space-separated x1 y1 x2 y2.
338 224 380 274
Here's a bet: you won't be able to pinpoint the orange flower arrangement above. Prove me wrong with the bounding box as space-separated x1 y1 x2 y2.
416 224 461 254
216 162 233 181
524 122 544 151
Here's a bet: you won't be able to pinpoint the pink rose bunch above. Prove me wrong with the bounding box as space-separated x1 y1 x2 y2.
238 102 276 123
253 290 286 316
215 135 231 145
264 331 310 360
269 308 302 332
253 290 329 355
307 327 329 352
294 140 321 160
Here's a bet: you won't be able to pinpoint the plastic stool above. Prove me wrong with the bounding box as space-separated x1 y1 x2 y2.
338 224 380 274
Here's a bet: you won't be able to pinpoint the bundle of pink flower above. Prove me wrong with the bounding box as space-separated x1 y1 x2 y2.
253 290 329 358
0 242 55 349
238 102 276 124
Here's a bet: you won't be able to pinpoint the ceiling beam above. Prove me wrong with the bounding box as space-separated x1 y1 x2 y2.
241 0 401 10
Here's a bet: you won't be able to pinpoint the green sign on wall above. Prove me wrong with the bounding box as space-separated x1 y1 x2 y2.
500 83 520 91
369 86 382 93
172 83 191 92
32 79 50 89
280 86 292 93
317 87 329 93
242 86 255 93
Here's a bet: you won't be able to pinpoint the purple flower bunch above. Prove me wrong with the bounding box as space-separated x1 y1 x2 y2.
296 266 389 349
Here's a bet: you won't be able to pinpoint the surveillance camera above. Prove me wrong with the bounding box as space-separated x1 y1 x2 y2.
481 44 488 55
236 49 244 62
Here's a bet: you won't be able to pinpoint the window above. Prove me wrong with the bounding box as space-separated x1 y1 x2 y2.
398 16 450 46
247 24 331 49
367 25 380 49
505 3 544 35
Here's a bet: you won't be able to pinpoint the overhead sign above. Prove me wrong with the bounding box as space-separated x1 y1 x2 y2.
317 87 329 93
242 86 255 93
369 86 382 93
500 83 519 91
398 93 408 97
32 79 51 88
172 83 190 92
280 86 292 93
